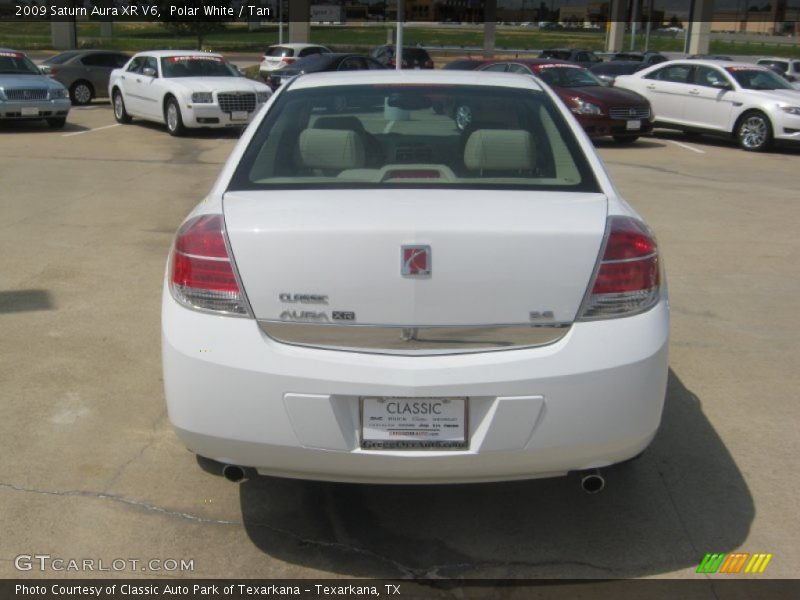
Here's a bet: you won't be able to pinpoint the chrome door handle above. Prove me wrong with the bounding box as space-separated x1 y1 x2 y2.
689 89 700 95
646 84 656 90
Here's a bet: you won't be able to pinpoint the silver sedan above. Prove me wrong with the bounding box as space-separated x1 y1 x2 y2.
0 48 70 128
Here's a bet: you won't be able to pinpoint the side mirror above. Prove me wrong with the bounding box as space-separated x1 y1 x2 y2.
142 67 156 78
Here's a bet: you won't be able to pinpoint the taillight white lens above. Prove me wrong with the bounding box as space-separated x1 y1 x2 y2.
169 215 249 316
579 216 660 320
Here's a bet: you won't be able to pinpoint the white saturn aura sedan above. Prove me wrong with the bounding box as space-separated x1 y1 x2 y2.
162 70 669 492
614 59 800 152
108 51 272 136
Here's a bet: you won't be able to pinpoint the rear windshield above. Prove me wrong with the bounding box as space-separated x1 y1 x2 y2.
266 46 294 57
404 48 431 61
443 60 483 70
228 84 599 193
160 55 239 78
541 50 571 60
45 51 80 65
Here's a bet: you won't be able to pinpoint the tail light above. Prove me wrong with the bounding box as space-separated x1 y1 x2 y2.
282 57 296 65
424 59 434 68
49 67 59 75
578 216 660 320
260 56 266 63
169 214 249 316
389 58 409 68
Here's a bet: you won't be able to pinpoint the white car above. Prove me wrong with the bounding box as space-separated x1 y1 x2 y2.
756 57 800 84
108 51 272 136
614 59 800 151
259 43 331 77
162 70 669 490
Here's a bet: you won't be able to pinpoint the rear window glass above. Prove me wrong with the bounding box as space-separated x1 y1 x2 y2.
266 46 294 57
444 60 483 70
541 50 571 60
404 49 431 61
228 84 599 193
45 51 80 65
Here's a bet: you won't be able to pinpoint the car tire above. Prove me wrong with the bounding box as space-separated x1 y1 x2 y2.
165 97 186 137
46 117 66 129
112 90 131 124
736 111 773 152
70 80 93 105
612 135 639 144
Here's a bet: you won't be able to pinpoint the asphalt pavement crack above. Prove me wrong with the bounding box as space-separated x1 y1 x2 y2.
0 481 241 525
1 481 620 578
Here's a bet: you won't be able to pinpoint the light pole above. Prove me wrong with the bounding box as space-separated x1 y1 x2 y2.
396 0 404 70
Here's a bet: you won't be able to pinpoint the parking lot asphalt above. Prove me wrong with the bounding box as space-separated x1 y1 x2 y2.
1 104 798 583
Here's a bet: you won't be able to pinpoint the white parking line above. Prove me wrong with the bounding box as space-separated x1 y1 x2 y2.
666 139 706 154
62 124 121 137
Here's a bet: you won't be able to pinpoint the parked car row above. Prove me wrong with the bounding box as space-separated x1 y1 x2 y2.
443 57 654 144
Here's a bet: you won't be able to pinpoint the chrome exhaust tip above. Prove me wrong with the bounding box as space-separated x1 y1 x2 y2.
580 469 605 494
222 464 247 483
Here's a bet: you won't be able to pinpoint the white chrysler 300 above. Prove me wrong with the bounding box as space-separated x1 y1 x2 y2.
162 70 669 489
613 59 800 151
108 51 272 136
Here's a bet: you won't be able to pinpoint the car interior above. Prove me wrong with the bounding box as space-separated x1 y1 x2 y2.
236 87 589 189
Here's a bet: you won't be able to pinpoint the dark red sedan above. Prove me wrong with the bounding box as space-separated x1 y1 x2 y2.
479 59 653 144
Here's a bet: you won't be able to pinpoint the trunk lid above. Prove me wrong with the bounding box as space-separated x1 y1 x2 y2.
224 190 607 326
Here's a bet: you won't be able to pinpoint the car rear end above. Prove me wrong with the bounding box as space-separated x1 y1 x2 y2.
162 71 668 484
259 46 298 75
392 47 434 69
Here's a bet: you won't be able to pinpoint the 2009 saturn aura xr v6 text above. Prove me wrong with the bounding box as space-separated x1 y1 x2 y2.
161 70 669 487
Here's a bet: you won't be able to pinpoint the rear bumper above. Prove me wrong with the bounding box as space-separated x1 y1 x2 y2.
162 290 669 484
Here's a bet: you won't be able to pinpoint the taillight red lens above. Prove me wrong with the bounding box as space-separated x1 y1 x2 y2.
425 60 434 68
283 57 296 64
580 216 661 319
169 215 248 315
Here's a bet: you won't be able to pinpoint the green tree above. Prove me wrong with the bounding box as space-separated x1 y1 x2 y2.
158 2 228 49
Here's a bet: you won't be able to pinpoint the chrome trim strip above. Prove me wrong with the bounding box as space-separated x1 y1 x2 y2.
258 321 571 356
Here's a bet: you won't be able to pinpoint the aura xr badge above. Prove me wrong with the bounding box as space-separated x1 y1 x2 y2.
401 245 431 278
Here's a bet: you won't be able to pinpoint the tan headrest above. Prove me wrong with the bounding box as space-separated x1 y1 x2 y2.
464 129 535 171
297 129 366 170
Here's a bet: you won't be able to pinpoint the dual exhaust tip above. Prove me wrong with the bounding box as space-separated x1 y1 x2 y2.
221 463 605 493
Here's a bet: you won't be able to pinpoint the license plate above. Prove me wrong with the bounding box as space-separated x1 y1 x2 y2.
21 107 39 116
361 397 467 450
626 119 641 130
231 111 249 121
